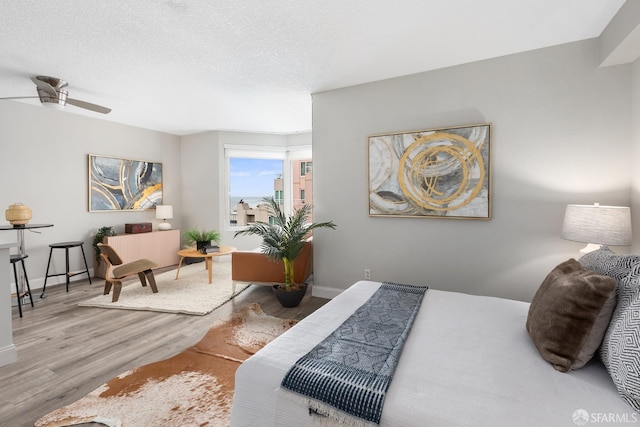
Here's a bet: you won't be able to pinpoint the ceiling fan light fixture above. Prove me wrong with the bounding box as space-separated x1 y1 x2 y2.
36 86 67 109
41 102 65 110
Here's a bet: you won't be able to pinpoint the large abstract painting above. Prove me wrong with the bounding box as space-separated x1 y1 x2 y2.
368 124 491 219
89 154 163 212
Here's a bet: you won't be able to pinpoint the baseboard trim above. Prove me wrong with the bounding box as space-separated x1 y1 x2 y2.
0 344 17 367
311 285 342 299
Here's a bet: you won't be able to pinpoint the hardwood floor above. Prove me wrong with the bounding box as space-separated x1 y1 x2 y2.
0 270 329 427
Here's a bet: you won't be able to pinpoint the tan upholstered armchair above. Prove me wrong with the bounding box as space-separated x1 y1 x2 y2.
231 240 313 285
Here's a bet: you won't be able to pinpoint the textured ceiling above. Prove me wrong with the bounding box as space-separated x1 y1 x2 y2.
0 0 626 135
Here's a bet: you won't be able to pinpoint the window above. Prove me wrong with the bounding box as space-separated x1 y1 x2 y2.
225 145 311 229
292 158 313 218
274 190 284 205
228 157 283 227
300 161 312 176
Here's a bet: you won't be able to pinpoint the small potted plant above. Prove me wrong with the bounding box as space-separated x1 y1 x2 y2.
93 226 116 278
184 228 221 252
234 197 336 307
93 226 116 264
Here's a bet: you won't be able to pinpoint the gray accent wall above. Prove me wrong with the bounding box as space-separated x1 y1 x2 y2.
311 39 632 302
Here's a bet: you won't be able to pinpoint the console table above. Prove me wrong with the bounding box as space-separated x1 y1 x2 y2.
94 229 180 278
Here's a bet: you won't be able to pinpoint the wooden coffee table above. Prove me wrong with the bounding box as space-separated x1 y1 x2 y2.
175 246 236 284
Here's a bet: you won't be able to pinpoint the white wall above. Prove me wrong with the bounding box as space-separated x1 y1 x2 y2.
312 39 632 302
179 130 222 244
0 101 181 290
632 58 640 253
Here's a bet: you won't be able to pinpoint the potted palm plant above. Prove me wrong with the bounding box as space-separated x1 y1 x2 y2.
234 197 336 307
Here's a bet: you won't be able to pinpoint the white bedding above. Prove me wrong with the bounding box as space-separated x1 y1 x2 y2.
230 281 634 426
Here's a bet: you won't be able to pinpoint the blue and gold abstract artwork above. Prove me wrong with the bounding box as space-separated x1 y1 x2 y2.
89 154 163 211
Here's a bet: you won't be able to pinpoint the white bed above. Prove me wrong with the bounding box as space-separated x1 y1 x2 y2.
230 281 633 426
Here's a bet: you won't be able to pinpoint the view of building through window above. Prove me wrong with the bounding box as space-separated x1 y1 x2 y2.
228 157 312 227
292 160 312 214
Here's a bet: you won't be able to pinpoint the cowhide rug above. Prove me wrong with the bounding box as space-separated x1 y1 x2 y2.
35 303 297 427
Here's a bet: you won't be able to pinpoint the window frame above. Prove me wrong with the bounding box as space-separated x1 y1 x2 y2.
224 144 311 232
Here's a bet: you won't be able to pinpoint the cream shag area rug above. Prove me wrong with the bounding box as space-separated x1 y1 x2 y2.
79 257 249 315
35 303 297 427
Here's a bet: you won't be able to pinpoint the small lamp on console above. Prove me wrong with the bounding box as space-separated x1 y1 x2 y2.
156 205 173 231
561 203 632 253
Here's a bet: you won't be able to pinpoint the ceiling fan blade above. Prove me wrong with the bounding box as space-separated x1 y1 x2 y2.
30 76 59 96
66 97 112 114
0 96 40 100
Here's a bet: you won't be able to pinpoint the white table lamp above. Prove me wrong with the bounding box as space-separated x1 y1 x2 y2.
561 203 632 253
156 205 173 231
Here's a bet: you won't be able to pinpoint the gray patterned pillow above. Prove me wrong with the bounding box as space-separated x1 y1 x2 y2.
599 264 640 412
579 247 640 284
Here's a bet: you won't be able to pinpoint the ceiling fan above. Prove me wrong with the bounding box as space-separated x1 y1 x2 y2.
0 75 111 114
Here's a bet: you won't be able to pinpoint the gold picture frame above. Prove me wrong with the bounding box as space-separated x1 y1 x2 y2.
368 123 491 219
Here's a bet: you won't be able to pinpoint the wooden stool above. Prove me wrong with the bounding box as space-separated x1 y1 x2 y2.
10 254 34 317
42 241 92 296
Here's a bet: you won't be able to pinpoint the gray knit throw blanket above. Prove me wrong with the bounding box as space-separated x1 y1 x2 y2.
281 282 428 424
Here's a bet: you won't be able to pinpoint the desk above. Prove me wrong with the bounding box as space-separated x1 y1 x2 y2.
175 246 236 284
0 224 53 298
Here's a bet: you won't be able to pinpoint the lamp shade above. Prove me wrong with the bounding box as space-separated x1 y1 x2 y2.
155 205 173 220
561 204 632 247
156 205 173 231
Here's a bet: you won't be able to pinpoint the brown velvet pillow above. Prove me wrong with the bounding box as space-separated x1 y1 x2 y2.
526 259 617 372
